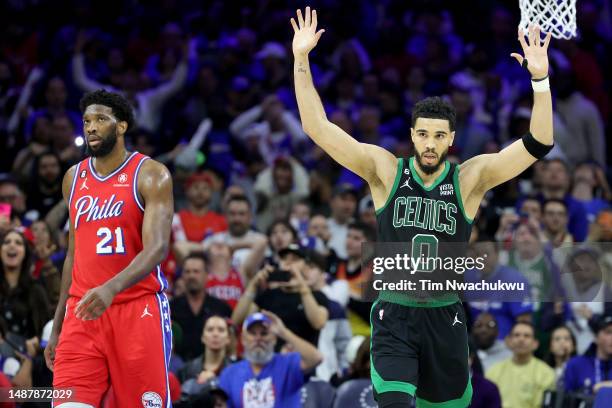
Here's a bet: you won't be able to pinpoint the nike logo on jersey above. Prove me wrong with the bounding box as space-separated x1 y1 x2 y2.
452 312 462 326
400 178 413 190
141 304 153 318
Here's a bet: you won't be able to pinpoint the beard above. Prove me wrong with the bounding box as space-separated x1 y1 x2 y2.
86 130 118 158
414 148 448 175
41 176 61 189
244 344 275 365
185 280 203 295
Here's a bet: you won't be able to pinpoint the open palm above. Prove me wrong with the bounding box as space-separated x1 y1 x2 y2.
291 7 325 57
511 25 552 79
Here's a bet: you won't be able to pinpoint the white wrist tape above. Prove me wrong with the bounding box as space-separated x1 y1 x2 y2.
531 76 550 93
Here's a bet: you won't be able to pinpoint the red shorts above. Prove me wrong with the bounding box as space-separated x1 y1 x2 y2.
53 293 172 407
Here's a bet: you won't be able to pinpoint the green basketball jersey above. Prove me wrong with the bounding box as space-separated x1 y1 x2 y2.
375 157 473 306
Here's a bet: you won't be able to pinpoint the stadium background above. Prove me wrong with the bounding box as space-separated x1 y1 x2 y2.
0 0 611 407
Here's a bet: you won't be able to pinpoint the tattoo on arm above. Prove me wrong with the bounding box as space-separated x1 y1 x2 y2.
297 62 307 74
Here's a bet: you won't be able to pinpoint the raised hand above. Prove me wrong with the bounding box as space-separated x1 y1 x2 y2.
291 7 325 57
511 25 552 79
261 309 287 338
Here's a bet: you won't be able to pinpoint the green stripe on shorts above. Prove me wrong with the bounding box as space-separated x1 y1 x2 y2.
415 377 473 408
369 299 417 396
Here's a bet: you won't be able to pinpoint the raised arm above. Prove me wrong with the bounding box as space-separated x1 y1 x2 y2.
291 7 397 207
261 310 322 372
44 166 77 371
74 160 173 320
459 26 553 218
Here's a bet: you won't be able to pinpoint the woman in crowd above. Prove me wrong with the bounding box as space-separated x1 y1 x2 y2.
178 315 236 384
0 229 50 340
544 325 577 385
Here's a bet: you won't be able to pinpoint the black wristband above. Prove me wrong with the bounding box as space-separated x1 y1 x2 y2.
521 132 554 159
531 74 549 82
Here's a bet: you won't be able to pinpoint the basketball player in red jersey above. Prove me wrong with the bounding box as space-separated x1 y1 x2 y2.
43 90 174 407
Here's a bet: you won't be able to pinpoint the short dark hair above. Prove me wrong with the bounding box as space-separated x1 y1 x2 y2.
545 158 570 174
411 96 456 132
510 321 536 336
348 221 376 242
543 198 567 213
183 252 208 269
266 219 298 242
79 89 135 131
226 194 252 210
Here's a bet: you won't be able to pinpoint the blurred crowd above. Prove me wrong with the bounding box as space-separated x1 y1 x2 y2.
1 0 612 407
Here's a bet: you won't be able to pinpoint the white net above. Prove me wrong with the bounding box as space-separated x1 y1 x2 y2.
519 0 577 39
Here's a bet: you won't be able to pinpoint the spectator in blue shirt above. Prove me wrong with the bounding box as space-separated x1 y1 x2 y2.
219 311 322 408
466 238 533 339
564 314 612 395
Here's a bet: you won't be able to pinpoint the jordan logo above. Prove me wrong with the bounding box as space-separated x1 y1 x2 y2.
400 178 413 190
141 304 153 318
452 312 462 326
379 309 384 320
80 178 89 190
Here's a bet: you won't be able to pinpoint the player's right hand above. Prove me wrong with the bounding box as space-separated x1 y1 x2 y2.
44 333 58 371
291 7 325 57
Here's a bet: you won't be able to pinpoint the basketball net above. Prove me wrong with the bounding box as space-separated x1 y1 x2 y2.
519 0 577 39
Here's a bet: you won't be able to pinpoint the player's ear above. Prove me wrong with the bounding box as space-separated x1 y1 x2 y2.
449 131 455 146
117 120 128 136
410 127 415 142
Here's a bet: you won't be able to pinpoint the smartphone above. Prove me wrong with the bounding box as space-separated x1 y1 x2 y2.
268 270 291 283
0 203 11 219
0 333 25 358
3 333 26 354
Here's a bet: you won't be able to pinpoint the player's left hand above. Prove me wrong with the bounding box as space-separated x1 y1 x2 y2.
75 283 117 320
511 24 552 79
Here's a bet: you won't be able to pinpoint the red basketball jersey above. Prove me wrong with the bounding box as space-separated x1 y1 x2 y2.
68 151 167 303
205 268 244 309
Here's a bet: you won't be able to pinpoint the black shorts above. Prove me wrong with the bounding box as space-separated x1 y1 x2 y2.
370 299 472 408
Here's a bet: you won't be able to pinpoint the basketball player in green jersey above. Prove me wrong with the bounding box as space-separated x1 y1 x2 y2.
291 7 553 408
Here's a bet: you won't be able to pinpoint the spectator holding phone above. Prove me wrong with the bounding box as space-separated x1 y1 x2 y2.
232 244 329 347
0 175 36 228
